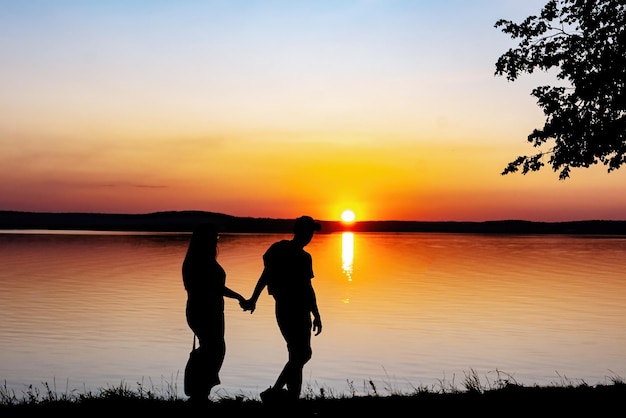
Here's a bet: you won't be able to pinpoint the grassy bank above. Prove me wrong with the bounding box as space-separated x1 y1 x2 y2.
2 371 624 417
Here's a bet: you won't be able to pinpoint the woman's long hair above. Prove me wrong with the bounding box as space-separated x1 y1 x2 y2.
185 223 218 261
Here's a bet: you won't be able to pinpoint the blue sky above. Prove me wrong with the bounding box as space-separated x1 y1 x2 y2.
2 0 625 221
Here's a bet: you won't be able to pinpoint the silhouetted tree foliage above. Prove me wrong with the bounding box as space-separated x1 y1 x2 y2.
495 0 626 179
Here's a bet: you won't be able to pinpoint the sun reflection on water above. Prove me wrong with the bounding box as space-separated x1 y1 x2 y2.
341 232 354 304
341 232 354 282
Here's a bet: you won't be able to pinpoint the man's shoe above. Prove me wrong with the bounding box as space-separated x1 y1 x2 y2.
260 387 271 402
260 387 289 404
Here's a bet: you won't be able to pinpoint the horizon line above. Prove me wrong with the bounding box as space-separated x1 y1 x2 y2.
1 209 625 224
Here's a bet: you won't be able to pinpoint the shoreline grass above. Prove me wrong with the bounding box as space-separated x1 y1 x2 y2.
2 370 624 416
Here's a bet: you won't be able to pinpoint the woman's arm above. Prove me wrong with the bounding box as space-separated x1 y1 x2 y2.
223 286 245 302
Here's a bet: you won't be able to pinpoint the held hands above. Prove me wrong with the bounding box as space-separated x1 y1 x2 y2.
239 298 256 313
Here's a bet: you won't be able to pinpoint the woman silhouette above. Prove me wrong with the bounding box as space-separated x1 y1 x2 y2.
182 223 245 402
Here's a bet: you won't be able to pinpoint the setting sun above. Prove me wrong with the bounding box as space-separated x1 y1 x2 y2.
341 209 356 223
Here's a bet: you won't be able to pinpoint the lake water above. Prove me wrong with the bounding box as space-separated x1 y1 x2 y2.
1 231 625 400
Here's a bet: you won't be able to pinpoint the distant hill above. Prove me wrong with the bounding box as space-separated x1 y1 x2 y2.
1 210 626 235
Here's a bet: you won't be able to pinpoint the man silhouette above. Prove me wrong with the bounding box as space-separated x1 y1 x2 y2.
243 215 323 402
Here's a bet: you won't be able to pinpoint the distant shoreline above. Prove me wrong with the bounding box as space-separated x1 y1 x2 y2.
1 210 626 235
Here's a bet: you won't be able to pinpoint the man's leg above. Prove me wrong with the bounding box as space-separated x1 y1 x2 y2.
269 303 312 400
283 339 311 398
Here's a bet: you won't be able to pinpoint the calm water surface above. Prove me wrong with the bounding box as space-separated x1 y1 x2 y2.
1 231 625 399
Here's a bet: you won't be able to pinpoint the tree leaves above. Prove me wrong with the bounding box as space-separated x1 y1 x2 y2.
495 0 626 179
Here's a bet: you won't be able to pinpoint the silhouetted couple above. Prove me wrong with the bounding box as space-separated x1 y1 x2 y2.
182 216 323 405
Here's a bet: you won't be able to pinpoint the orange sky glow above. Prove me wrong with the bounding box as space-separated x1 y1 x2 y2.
1 1 625 222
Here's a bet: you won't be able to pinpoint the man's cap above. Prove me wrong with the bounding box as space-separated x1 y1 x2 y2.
294 215 321 232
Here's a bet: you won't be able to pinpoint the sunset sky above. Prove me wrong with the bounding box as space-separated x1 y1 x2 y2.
1 0 625 222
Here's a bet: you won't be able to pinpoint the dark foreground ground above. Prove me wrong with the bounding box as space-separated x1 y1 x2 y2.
2 383 624 417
